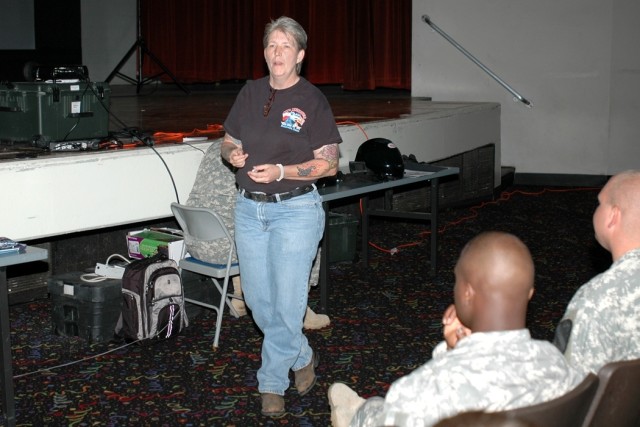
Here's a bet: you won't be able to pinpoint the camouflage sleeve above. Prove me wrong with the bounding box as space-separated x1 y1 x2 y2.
349 397 386 427
562 281 618 376
562 251 640 375
371 331 583 426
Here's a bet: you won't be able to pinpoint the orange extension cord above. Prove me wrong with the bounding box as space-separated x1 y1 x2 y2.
366 187 601 256
152 124 225 144
129 119 598 259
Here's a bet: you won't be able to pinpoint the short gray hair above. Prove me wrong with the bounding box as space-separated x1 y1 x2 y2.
263 16 307 73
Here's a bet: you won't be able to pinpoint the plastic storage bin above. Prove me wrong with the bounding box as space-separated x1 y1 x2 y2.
328 213 359 263
48 272 122 344
0 81 110 144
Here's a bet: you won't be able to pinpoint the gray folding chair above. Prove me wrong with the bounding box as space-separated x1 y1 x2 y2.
581 358 640 427
496 373 599 427
170 202 240 348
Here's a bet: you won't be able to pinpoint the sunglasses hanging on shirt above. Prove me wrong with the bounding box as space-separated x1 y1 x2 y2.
263 87 277 117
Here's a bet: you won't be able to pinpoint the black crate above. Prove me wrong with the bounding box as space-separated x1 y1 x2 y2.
48 272 122 344
392 143 495 210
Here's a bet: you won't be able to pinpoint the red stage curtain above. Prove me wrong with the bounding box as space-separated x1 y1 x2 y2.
140 0 410 90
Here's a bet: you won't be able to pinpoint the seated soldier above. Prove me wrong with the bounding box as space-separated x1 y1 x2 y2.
185 140 329 329
328 231 584 427
553 170 640 375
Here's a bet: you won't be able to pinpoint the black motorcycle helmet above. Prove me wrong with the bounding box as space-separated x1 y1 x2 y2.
355 138 405 179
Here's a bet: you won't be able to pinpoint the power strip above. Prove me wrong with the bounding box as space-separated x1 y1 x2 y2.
94 263 125 279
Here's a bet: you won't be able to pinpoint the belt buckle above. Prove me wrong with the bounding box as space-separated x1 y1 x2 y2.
256 192 272 203
244 189 276 203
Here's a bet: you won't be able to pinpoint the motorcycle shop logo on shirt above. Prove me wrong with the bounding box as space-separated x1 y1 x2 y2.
281 108 306 132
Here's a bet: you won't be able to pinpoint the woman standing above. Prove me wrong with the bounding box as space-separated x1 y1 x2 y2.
221 16 341 416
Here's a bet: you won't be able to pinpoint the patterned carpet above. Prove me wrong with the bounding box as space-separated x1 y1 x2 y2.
7 185 607 426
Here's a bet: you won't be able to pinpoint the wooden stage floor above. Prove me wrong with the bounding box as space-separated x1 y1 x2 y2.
0 82 419 159
107 82 419 136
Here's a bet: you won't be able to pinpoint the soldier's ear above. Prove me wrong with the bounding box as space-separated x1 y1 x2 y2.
608 205 620 230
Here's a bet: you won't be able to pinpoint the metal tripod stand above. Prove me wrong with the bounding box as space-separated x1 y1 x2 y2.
106 0 189 94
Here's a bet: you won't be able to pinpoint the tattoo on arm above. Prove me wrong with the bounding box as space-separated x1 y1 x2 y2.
318 144 339 169
294 144 339 178
297 165 318 177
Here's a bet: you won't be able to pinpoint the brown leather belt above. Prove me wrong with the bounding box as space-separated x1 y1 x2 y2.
239 184 316 203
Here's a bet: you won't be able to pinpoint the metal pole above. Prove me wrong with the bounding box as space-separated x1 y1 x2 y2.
422 15 532 107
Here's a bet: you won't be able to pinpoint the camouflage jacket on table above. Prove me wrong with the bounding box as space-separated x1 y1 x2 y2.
560 247 640 376
350 329 584 427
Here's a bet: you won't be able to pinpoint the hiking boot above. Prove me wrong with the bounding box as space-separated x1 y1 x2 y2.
303 306 330 330
295 351 320 395
261 393 285 417
328 383 366 427
229 296 247 318
229 276 247 318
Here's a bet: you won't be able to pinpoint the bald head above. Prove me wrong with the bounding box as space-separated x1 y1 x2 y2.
605 171 640 231
454 232 535 332
594 170 640 259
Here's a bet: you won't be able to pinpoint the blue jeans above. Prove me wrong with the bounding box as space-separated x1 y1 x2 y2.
234 189 325 395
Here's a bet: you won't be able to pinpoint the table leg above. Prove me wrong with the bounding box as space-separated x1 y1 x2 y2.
361 196 369 266
430 178 440 276
0 266 16 427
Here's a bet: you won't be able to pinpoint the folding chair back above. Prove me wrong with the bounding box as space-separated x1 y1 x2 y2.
170 202 240 347
498 373 599 427
582 358 640 427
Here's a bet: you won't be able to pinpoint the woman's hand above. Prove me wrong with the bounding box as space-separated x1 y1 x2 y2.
247 164 281 184
221 135 248 168
228 147 248 168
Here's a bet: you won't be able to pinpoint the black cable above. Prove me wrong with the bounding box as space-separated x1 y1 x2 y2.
181 141 206 154
82 77 181 204
124 127 181 204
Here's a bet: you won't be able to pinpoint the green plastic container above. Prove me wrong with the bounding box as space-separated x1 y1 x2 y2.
0 81 110 143
328 213 359 263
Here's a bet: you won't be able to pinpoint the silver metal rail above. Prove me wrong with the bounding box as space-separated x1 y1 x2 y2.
422 14 532 108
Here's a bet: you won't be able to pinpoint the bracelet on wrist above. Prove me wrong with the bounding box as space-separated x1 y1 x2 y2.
276 163 285 181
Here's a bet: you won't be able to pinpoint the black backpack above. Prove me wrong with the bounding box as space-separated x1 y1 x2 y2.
116 253 188 342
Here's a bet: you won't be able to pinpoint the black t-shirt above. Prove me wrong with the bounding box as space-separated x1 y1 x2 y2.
223 76 342 193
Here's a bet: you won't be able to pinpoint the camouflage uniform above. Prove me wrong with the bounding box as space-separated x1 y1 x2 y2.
350 329 584 427
560 247 640 376
185 140 238 264
185 140 320 286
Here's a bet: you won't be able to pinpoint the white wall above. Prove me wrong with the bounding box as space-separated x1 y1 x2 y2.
79 1 640 175
81 0 136 84
412 0 640 175
608 0 640 171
